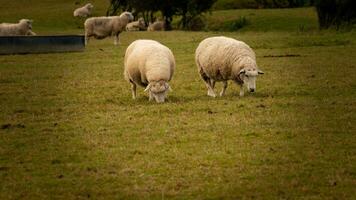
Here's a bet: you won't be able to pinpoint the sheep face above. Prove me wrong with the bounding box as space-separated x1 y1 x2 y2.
239 68 264 93
120 12 134 22
86 3 94 10
144 80 171 103
19 19 33 30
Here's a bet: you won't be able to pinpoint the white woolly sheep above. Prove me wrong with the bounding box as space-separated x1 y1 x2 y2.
0 19 36 36
124 39 175 103
195 36 264 97
73 3 94 17
84 11 134 45
147 20 165 31
126 17 146 31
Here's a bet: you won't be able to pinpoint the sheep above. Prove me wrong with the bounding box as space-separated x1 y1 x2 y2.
147 20 165 31
73 3 94 18
195 36 264 97
124 40 175 103
84 11 134 45
0 19 36 36
126 17 146 31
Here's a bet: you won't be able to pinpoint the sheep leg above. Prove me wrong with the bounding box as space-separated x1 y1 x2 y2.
239 84 244 97
148 91 154 101
199 68 216 97
114 34 120 45
130 82 136 99
210 80 216 89
220 81 228 96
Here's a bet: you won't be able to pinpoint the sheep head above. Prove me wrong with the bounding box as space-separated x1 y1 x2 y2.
144 80 172 103
19 19 33 30
238 67 264 93
86 3 94 10
119 12 134 23
235 57 264 93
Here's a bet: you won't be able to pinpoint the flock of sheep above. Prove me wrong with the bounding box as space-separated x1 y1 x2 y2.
124 36 264 103
0 3 264 103
73 3 164 45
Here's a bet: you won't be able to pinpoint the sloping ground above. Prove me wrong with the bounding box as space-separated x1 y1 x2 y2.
0 0 109 34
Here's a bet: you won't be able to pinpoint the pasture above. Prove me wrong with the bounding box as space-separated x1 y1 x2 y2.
1 1 356 199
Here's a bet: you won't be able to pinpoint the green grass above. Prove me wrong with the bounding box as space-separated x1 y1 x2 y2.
205 7 319 31
1 1 356 199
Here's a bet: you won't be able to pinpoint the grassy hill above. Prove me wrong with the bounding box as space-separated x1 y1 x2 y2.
1 0 109 34
0 1 355 199
1 1 319 33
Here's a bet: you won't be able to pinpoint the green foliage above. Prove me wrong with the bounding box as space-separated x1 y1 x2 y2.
213 0 259 9
184 16 206 31
315 0 356 29
213 0 311 10
226 16 249 31
107 0 216 30
210 16 249 31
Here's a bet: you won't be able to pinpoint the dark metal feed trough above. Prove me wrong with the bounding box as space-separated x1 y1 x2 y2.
0 35 85 55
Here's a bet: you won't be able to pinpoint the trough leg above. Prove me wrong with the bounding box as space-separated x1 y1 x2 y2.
220 81 228 96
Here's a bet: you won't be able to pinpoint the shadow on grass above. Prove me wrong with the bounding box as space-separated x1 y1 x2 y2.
108 91 274 107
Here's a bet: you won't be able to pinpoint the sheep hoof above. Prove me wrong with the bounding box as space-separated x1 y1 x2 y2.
207 91 216 98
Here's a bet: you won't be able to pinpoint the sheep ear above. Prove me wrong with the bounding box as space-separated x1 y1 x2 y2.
144 83 152 92
239 69 246 75
165 83 172 92
258 70 264 75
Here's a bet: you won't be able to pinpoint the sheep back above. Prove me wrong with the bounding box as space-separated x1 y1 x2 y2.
124 40 175 87
147 21 165 31
0 19 34 36
84 17 114 38
195 36 256 81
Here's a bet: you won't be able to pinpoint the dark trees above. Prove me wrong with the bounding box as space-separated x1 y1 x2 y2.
107 0 216 30
315 0 356 29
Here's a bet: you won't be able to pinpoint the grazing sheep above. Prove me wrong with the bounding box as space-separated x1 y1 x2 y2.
126 17 146 31
84 11 134 45
195 36 264 97
124 40 175 103
0 19 36 36
73 3 94 17
147 20 165 31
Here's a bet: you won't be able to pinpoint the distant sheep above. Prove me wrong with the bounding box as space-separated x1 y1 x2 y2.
126 17 146 31
124 40 175 103
84 11 134 45
0 19 36 36
73 3 94 17
195 36 264 97
147 20 165 31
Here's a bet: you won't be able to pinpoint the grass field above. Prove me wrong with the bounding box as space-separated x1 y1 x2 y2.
1 1 356 199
